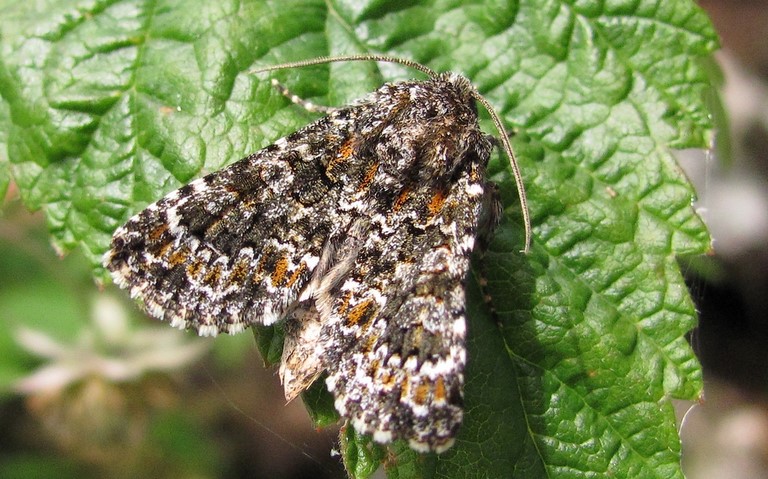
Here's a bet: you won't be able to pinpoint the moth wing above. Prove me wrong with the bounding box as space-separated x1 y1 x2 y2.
320 161 489 452
279 302 326 401
104 116 362 336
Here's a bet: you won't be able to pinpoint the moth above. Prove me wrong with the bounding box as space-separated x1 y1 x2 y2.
104 55 530 452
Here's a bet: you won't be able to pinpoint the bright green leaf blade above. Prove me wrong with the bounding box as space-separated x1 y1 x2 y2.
341 427 388 479
301 376 340 429
0 1 718 478
252 323 285 366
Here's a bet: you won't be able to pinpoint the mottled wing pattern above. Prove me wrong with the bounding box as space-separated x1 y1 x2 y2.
315 74 495 452
106 71 499 453
323 157 491 452
105 104 396 336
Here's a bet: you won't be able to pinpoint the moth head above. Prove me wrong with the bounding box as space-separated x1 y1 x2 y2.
416 73 487 169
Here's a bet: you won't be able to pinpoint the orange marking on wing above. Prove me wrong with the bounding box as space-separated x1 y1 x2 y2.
203 263 222 285
186 259 204 278
427 188 447 217
222 182 242 197
346 298 376 328
337 291 353 316
156 241 174 258
271 255 289 286
285 261 307 287
434 377 447 402
327 137 355 179
149 223 168 241
228 258 250 286
400 378 410 399
149 224 172 257
339 138 354 159
256 252 269 275
326 156 344 175
168 247 189 267
392 187 411 212
414 381 430 405
468 163 482 183
357 161 380 193
380 370 395 387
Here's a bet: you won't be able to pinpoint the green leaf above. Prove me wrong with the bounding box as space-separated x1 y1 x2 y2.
341 427 388 479
301 375 340 429
252 322 285 366
0 1 719 478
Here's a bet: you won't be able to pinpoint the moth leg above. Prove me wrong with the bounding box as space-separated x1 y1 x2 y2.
473 181 503 318
270 78 337 114
476 181 502 254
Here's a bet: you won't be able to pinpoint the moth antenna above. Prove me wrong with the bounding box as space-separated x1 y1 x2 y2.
252 55 532 253
251 54 437 78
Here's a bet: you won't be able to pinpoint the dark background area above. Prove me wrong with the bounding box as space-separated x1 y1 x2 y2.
676 2 768 478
